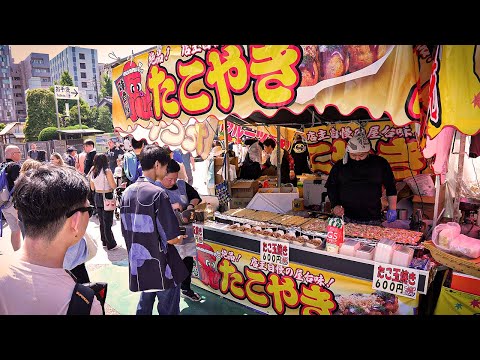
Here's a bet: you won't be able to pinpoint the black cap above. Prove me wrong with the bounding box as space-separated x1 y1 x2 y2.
67 146 77 152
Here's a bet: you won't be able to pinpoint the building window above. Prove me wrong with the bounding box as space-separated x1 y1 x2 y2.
82 82 87 88
80 63 86 69
79 53 85 60
89 94 93 99
81 72 86 79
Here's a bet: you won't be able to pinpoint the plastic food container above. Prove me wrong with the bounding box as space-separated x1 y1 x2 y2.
355 244 375 260
391 245 414 267
339 239 361 257
374 238 396 264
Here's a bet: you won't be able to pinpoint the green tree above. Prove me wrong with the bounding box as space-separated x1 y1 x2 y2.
38 127 59 141
69 99 93 127
60 71 74 86
96 106 114 133
100 73 112 98
0 123 5 132
24 89 57 142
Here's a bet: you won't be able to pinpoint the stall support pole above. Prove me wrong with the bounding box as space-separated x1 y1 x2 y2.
452 133 466 222
432 174 441 230
277 126 281 188
224 117 231 209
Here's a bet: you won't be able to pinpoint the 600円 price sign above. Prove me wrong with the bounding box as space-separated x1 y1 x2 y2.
260 239 290 266
372 262 420 299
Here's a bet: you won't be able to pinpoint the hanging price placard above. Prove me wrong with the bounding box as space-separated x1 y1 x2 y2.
372 262 420 299
260 239 289 266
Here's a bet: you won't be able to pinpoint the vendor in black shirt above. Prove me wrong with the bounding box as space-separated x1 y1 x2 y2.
325 132 397 226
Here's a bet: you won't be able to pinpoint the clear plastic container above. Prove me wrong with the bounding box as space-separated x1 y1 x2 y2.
339 239 361 257
391 245 414 267
355 244 375 260
373 238 396 264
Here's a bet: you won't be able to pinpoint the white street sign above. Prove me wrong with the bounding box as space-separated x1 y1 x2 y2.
54 85 79 100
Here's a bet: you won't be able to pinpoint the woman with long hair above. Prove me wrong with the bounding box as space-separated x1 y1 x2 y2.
89 153 119 250
49 152 64 166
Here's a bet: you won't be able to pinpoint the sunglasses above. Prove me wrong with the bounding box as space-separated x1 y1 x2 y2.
66 205 95 218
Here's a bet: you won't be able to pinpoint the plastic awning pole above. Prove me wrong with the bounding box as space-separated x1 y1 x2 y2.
452 132 466 222
277 126 281 188
224 117 231 209
432 174 441 230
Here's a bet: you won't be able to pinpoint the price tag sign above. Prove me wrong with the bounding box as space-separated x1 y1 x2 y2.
372 262 420 299
260 239 289 266
193 223 204 244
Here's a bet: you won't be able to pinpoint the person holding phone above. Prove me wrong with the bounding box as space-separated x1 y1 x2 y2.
157 159 202 302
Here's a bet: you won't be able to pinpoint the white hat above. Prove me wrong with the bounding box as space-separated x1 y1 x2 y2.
343 132 371 164
211 145 224 157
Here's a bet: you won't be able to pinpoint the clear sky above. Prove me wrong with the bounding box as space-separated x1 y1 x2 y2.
9 45 155 65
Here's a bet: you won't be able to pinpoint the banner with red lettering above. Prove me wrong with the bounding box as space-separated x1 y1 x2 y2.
112 45 420 158
192 239 419 315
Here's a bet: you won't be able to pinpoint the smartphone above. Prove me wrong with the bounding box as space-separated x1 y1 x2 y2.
179 226 186 236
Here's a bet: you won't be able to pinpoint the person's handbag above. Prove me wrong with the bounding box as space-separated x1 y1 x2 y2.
215 153 231 206
102 170 116 211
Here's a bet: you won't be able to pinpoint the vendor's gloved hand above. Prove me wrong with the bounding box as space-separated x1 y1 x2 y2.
386 209 397 223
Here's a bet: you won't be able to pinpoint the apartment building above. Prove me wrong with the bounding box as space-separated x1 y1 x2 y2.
0 45 17 123
50 46 100 107
11 63 26 121
19 52 52 90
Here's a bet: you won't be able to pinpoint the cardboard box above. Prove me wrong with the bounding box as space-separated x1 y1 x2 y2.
258 186 298 194
303 179 328 207
214 157 240 183
230 180 259 199
412 187 445 220
451 271 480 296
231 197 252 209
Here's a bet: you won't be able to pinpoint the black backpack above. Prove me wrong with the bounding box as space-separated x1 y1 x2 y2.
66 270 108 315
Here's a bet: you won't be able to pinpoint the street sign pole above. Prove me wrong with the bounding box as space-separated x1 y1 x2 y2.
77 98 82 128
54 94 61 140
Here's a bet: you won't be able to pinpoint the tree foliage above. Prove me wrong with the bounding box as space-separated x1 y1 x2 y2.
38 127 59 141
68 99 93 127
0 123 5 132
95 106 114 133
100 73 112 98
24 89 57 142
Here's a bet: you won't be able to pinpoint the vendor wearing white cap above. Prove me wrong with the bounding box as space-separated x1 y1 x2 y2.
325 131 397 225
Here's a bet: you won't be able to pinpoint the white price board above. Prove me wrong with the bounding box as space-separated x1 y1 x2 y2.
260 239 289 266
193 223 204 243
372 262 420 299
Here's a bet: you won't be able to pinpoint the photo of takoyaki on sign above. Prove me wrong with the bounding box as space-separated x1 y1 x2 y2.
296 45 394 104
334 290 402 315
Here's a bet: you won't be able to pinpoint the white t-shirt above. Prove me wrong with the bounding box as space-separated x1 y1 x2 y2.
0 255 102 315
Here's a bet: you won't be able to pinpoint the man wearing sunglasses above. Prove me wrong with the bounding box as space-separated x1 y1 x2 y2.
0 165 102 315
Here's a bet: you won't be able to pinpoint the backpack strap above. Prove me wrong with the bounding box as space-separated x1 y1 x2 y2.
67 282 95 315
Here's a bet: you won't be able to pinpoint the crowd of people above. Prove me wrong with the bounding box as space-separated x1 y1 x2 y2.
0 129 399 315
0 136 205 315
